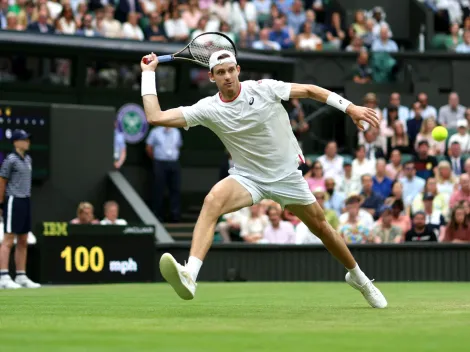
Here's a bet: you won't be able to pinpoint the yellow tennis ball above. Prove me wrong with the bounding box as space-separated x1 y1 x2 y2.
432 126 448 142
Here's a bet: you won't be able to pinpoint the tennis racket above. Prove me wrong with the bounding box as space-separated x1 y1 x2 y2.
142 32 237 68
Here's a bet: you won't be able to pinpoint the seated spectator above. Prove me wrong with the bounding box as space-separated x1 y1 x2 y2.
219 21 236 43
56 5 76 35
317 141 344 181
381 198 411 236
450 174 470 208
361 17 376 48
361 128 386 160
263 2 279 28
338 195 371 244
351 9 367 37
339 194 374 229
371 6 393 38
237 0 257 30
405 211 438 242
370 207 402 243
412 177 449 217
240 204 269 243
381 105 398 140
360 174 384 219
385 180 404 206
5 12 23 30
239 20 259 48
346 36 367 52
436 160 458 200
448 120 470 153
407 101 424 147
253 27 281 50
102 5 122 38
414 141 438 180
76 13 101 37
27 7 54 33
216 207 250 243
93 7 106 35
100 201 127 225
389 121 411 155
269 18 293 49
182 0 201 30
144 11 168 42
210 0 230 25
288 98 309 141
352 145 375 179
325 11 345 49
438 92 466 129
351 49 372 84
253 0 271 26
383 92 410 126
304 160 325 191
415 118 445 156
446 141 465 176
386 149 404 180
371 25 398 52
420 192 447 240
399 161 426 207
446 22 463 51
288 0 305 35
75 3 88 29
303 9 324 38
70 202 100 224
337 160 361 197
443 205 470 242
190 16 209 40
456 29 470 53
373 159 393 198
164 7 189 43
410 92 438 120
263 206 296 244
295 22 322 50
324 177 346 217
363 93 384 130
115 0 143 23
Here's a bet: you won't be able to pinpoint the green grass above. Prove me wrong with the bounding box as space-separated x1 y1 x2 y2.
1 283 470 351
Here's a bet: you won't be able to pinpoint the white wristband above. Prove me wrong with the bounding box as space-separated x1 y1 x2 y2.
141 71 157 96
326 92 351 113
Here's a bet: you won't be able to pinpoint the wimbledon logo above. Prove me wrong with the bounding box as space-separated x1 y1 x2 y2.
117 103 148 144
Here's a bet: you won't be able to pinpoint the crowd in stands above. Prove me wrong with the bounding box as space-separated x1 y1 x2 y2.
216 90 470 244
70 200 128 225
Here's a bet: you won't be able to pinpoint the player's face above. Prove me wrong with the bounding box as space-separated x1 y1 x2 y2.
209 63 241 94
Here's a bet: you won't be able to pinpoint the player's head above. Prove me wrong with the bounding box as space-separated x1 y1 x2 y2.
11 129 31 152
208 50 240 95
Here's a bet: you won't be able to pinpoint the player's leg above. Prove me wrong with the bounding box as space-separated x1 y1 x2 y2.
159 176 256 300
0 233 21 289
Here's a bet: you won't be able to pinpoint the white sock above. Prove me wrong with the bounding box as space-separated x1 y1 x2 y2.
186 256 203 282
348 264 369 286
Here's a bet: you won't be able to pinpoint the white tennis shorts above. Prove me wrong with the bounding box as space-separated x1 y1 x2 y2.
229 170 316 209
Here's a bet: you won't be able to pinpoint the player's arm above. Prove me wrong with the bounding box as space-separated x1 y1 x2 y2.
141 53 187 128
0 177 6 205
289 83 379 131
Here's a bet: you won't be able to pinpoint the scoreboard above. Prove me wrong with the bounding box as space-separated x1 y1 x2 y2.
0 102 51 180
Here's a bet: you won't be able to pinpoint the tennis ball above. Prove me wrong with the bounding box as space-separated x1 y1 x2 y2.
432 126 448 142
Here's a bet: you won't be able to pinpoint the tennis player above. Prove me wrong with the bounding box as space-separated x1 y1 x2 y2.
141 51 387 308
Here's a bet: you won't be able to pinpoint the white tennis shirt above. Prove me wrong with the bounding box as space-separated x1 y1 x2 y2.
180 79 304 183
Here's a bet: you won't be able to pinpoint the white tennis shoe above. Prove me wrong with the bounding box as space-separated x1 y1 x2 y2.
15 275 41 288
346 272 387 308
0 275 22 289
160 253 196 300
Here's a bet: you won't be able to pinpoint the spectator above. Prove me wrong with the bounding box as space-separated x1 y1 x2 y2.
70 202 100 224
362 128 386 160
56 5 76 35
253 0 271 26
450 174 470 208
210 0 230 24
5 11 22 30
420 192 447 240
446 141 465 176
346 36 367 52
146 126 182 222
362 93 384 128
295 21 322 50
325 11 345 49
414 141 438 180
76 13 101 37
115 0 143 23
323 177 346 217
351 49 372 84
436 160 458 200
373 158 393 198
114 121 126 169
381 105 398 141
288 98 309 140
23 1 35 27
337 160 361 197
27 7 54 33
317 141 343 181
252 27 281 50
383 92 410 126
263 206 296 244
371 6 393 37
370 207 402 243
456 29 470 52
405 211 438 242
407 101 424 148
438 92 466 129
303 9 324 38
410 92 438 120
190 16 209 40
351 10 366 36
386 149 404 180
0 0 8 29
446 22 463 51
219 21 236 43
217 208 250 243
239 20 259 48
144 11 168 42
240 204 269 243
182 0 202 30
263 2 279 28
448 120 470 153
269 17 293 48
360 174 384 219
164 7 189 43
387 198 412 235
304 160 325 191
371 25 398 52
75 2 88 29
339 194 374 229
399 161 426 207
287 0 305 35
47 0 62 21
100 201 127 225
389 120 411 155
352 145 375 179
412 177 449 217
102 5 122 38
414 118 445 156
385 180 404 205
338 195 371 244
361 17 376 48
443 205 470 242
93 7 106 35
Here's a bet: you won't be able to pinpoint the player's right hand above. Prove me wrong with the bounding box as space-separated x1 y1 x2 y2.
141 53 158 72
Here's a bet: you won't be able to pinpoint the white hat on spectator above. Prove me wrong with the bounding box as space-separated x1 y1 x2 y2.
457 119 468 128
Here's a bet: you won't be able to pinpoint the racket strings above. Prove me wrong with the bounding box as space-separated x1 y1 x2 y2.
189 33 236 67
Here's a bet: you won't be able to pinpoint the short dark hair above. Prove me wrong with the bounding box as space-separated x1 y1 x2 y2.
403 160 414 167
356 144 365 152
418 140 429 147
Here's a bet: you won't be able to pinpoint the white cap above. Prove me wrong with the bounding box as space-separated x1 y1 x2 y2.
457 119 468 128
209 50 237 71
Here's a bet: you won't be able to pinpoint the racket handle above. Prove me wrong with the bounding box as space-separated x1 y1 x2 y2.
142 54 173 65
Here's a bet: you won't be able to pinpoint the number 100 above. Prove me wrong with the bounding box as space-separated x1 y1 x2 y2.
60 246 104 272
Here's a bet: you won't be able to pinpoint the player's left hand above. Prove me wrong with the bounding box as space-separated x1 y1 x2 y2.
347 105 380 131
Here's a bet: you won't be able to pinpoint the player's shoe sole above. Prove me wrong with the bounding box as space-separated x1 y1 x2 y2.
346 272 387 308
159 253 195 301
